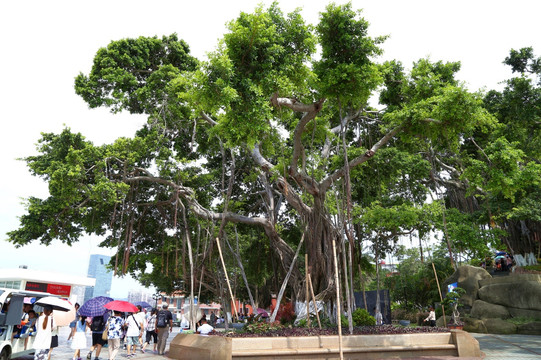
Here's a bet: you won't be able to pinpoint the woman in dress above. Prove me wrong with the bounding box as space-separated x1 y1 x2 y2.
71 315 89 360
33 305 54 360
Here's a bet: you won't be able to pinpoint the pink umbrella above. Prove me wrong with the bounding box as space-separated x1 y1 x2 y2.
257 308 269 317
104 300 138 313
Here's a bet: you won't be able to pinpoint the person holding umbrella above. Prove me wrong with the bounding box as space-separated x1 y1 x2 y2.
33 305 54 360
33 296 73 360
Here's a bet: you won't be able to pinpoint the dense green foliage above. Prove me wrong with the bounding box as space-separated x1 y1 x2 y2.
379 246 453 311
7 2 541 310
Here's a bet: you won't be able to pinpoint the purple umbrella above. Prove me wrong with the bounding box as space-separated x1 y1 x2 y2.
257 308 269 317
134 301 152 309
79 296 114 317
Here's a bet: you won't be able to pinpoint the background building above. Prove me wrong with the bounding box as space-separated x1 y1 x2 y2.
84 254 113 302
127 289 153 304
0 266 95 303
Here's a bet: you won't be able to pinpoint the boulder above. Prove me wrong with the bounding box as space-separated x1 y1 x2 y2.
478 280 541 311
478 273 541 288
483 318 517 334
463 317 487 333
470 300 510 320
443 265 492 307
508 307 541 320
517 322 541 335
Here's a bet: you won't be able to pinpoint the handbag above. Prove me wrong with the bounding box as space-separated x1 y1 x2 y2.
102 319 110 341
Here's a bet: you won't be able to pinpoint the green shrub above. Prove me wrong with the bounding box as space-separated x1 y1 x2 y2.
392 308 418 323
319 315 333 328
244 322 285 334
507 316 541 325
417 312 428 326
523 264 541 272
435 306 451 318
340 314 349 327
352 308 376 326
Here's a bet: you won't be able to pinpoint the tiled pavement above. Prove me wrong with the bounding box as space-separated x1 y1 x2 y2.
471 333 541 360
12 327 541 359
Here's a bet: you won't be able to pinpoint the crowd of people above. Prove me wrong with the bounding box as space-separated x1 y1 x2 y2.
480 252 515 273
13 300 217 360
66 303 175 360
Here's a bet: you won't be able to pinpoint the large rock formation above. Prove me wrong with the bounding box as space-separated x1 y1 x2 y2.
442 265 491 307
477 277 541 311
445 267 541 335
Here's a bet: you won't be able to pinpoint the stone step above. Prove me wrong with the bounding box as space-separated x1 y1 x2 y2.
232 343 457 356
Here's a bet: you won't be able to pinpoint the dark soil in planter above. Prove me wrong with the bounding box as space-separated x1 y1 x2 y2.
215 324 450 338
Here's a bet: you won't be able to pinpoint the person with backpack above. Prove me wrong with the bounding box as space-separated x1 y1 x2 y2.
156 303 173 356
86 314 108 360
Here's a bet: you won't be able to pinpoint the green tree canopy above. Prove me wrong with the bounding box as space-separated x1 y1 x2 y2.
9 3 502 305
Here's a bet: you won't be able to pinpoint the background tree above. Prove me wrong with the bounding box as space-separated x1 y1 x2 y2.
428 48 541 259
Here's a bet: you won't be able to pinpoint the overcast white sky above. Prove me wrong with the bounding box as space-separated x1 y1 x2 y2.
1 0 540 298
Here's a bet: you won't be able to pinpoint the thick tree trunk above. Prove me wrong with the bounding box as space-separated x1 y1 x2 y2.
303 195 341 302
503 219 541 255
263 192 340 303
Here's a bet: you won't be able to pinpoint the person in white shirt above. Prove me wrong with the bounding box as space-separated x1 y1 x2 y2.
33 306 54 360
374 307 383 325
180 315 189 330
125 312 143 358
196 318 214 336
424 307 436 327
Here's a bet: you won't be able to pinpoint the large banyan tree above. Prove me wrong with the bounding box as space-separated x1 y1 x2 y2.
9 4 501 307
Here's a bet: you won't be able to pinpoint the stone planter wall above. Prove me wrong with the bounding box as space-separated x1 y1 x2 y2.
168 330 481 360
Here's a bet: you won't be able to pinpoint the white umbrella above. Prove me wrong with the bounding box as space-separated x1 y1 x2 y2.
52 300 76 326
34 296 72 312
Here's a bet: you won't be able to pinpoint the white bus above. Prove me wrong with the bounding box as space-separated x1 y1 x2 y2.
0 288 58 360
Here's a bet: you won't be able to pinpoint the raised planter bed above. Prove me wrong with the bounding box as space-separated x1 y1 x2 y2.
168 330 481 360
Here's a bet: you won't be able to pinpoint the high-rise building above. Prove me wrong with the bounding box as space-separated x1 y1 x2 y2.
84 254 113 302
